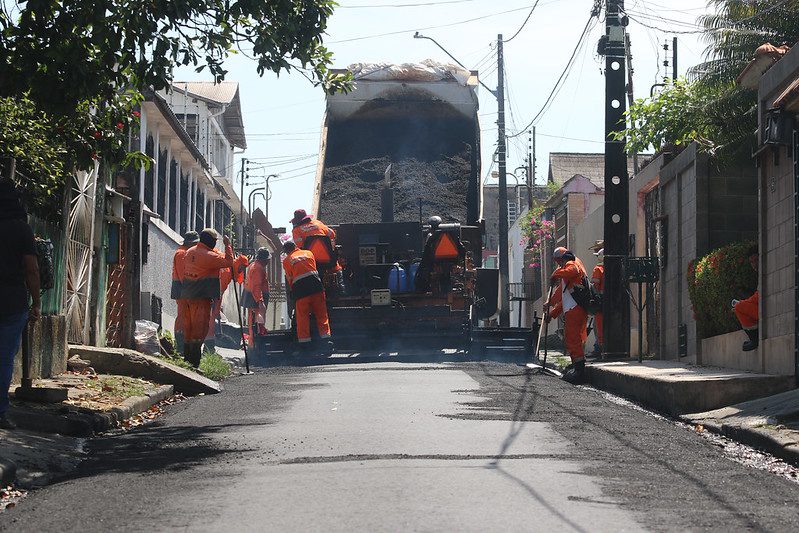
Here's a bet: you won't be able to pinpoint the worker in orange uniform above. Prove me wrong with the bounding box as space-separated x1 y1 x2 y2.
282 240 333 355
733 254 759 352
589 241 604 357
291 208 343 289
243 248 271 347
545 247 590 384
181 229 233 367
171 231 199 352
205 253 248 352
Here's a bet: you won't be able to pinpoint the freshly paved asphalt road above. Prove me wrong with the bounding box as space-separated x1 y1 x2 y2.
3 361 798 531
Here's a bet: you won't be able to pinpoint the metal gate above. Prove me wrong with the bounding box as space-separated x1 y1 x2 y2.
644 186 661 355
64 165 99 344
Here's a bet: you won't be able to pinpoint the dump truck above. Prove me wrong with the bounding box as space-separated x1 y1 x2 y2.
261 61 534 357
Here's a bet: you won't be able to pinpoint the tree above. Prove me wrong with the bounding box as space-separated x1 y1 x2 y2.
616 0 799 157
0 0 349 116
0 1 350 217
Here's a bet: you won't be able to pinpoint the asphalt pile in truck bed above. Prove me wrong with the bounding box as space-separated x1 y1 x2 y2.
319 117 474 224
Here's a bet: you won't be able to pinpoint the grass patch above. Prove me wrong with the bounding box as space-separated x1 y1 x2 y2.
200 352 232 381
155 353 195 371
84 376 149 399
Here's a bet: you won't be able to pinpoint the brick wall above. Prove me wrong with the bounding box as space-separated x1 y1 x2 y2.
760 144 795 374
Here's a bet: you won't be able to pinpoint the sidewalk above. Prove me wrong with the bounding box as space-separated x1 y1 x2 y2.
682 388 799 466
585 359 794 416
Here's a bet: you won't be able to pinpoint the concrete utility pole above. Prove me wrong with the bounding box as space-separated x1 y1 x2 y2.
601 0 630 358
527 128 534 208
239 157 247 249
625 33 639 176
497 34 510 327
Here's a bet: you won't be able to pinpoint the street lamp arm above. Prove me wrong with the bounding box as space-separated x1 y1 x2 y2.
413 32 497 97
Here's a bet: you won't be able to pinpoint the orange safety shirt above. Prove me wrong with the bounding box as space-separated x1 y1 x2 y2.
550 257 588 318
283 248 324 300
182 242 234 299
591 264 604 294
292 219 336 249
171 245 191 300
245 260 269 301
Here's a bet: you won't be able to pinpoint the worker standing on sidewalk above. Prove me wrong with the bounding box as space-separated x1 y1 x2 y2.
589 241 604 357
171 231 199 352
181 229 233 367
282 241 333 355
243 248 271 347
733 254 759 352
545 247 590 384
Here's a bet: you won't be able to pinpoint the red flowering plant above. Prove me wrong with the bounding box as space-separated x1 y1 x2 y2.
687 241 757 338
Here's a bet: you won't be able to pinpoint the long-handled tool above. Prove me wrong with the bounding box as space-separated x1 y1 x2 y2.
231 264 252 375
527 285 560 376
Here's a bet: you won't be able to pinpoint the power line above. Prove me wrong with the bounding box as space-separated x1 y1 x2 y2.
339 0 479 8
503 0 542 43
330 4 539 44
507 12 598 138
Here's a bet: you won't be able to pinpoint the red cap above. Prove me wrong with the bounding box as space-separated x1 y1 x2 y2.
291 209 311 225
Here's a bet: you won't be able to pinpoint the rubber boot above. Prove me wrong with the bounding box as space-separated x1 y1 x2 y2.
563 359 586 385
322 340 334 357
186 342 202 368
742 328 759 352
175 332 185 354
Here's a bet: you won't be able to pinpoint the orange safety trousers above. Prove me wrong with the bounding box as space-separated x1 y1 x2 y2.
295 292 331 343
175 299 190 334
564 305 588 362
734 292 759 330
206 299 222 341
594 313 603 345
184 299 212 343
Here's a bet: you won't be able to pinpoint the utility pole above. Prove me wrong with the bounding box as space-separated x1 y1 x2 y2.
672 37 678 81
527 128 535 208
497 34 510 328
625 33 639 176
601 0 630 359
239 157 247 249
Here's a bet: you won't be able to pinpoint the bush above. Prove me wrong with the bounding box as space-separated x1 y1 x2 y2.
687 241 757 339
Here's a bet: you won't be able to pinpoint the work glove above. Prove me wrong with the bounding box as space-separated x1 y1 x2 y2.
731 299 739 309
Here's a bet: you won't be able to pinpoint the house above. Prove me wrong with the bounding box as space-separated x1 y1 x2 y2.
741 42 799 377
548 152 641 188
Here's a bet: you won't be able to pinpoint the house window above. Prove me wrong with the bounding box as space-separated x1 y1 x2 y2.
144 136 154 209
175 114 199 144
157 148 167 217
214 200 224 235
168 160 178 231
180 172 189 235
195 187 204 231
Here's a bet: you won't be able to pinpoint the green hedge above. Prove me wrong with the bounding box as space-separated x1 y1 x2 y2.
687 241 757 339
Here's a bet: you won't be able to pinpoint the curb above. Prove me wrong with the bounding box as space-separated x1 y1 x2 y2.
9 384 174 437
680 415 799 467
0 457 17 486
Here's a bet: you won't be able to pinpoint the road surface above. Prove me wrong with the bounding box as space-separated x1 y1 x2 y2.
3 361 798 531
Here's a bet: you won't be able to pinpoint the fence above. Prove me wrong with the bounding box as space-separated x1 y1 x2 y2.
28 214 66 316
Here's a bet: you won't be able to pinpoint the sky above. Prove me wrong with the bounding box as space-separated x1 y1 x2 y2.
175 0 714 228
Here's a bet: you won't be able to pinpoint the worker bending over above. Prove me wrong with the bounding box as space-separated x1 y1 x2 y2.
590 241 604 357
291 209 336 249
282 240 333 355
205 253 248 352
243 247 271 347
181 229 233 367
545 246 590 384
171 231 199 352
733 254 759 352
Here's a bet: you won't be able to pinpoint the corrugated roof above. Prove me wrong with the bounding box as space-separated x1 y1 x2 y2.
172 81 247 150
548 152 644 188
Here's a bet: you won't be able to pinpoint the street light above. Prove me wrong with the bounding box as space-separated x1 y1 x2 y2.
491 170 531 216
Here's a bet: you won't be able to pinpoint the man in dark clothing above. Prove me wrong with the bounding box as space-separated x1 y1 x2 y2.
0 180 40 429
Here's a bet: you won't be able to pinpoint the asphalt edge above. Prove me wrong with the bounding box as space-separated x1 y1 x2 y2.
678 416 799 467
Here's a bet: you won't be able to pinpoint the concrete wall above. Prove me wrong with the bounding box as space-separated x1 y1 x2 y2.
11 315 68 383
659 144 700 363
140 218 182 332
756 45 799 376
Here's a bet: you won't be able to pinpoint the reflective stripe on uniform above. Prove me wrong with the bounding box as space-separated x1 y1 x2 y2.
182 277 221 299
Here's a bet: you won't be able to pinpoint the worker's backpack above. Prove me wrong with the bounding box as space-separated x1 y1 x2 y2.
571 275 602 314
35 237 55 292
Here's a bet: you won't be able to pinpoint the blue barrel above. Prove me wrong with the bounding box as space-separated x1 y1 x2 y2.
389 264 406 293
407 262 420 292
